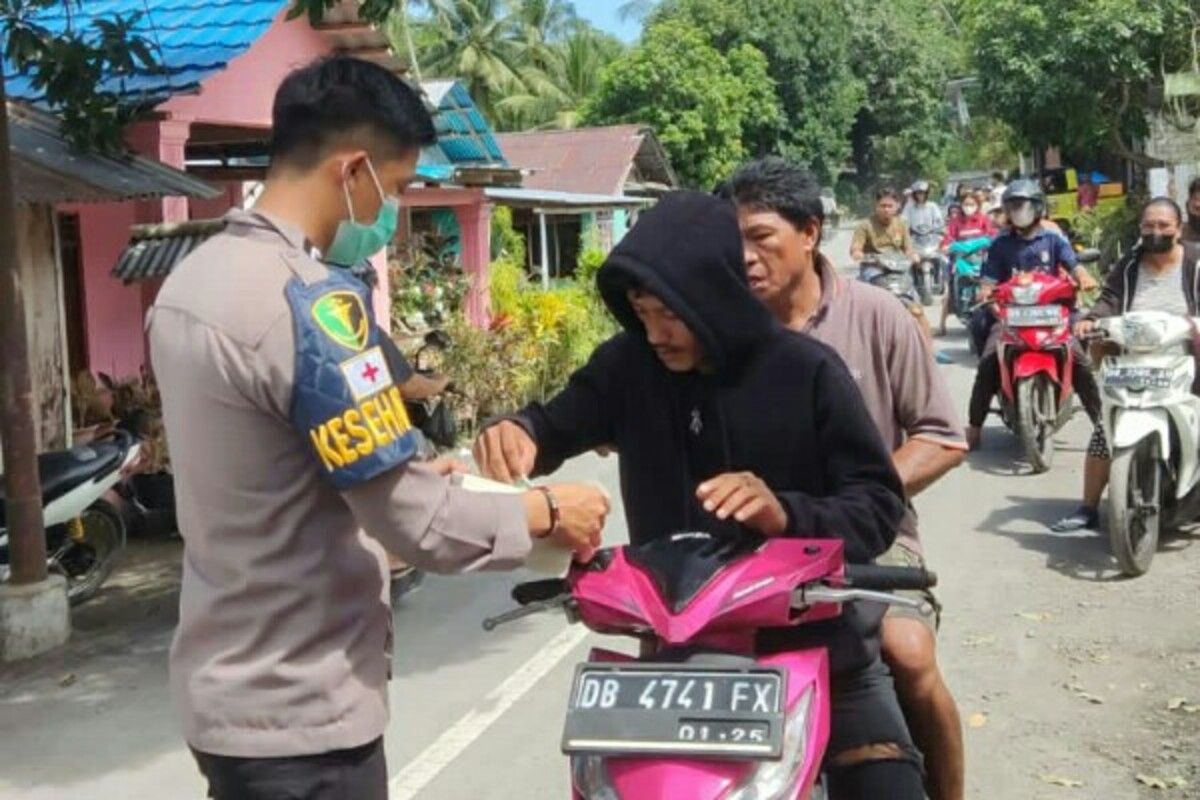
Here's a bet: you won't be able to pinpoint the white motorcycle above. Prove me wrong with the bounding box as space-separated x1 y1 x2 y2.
0 431 141 603
1093 312 1200 576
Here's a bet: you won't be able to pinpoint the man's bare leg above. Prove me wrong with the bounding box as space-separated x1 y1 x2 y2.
882 616 965 800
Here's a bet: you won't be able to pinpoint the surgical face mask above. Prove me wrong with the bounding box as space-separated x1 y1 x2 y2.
1007 201 1037 229
1141 233 1176 254
962 203 978 216
326 158 400 267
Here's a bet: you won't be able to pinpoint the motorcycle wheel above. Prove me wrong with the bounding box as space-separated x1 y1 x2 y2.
1016 375 1057 473
917 271 933 306
1107 439 1162 577
50 499 126 606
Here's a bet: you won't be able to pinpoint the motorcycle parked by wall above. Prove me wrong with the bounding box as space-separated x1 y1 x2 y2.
910 224 947 305
1089 312 1200 576
0 430 141 604
992 270 1081 472
483 532 935 800
859 252 923 318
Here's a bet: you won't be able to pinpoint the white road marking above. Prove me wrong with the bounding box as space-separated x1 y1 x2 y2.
388 623 590 799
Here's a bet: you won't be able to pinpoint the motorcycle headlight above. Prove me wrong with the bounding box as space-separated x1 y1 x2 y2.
571 754 619 800
1010 284 1040 305
724 688 815 800
1122 318 1167 352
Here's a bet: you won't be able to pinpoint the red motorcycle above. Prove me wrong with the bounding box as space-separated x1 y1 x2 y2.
993 270 1079 472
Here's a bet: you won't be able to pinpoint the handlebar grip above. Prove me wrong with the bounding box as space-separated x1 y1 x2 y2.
844 564 938 591
512 578 568 606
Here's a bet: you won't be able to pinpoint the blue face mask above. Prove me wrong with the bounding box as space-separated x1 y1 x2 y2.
325 158 400 267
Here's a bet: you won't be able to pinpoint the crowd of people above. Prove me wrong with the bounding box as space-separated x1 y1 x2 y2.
145 54 1200 800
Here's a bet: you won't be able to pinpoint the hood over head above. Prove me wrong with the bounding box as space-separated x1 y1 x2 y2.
596 191 776 377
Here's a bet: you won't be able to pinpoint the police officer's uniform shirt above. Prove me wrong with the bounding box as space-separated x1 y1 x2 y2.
148 208 531 758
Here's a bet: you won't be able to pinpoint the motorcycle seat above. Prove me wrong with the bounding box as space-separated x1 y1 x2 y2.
0 440 125 526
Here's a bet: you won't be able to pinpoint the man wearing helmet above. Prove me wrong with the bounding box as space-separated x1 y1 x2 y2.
964 179 1101 449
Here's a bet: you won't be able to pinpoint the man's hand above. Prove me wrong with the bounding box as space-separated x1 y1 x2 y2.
696 472 788 537
523 483 610 560
428 456 470 476
1074 267 1099 293
474 421 538 483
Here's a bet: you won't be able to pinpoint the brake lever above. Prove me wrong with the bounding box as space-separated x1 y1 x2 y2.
481 595 571 631
795 585 929 615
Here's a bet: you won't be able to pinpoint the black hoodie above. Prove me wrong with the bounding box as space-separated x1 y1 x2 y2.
512 191 905 672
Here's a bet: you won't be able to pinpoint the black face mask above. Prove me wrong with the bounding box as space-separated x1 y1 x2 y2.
1142 233 1176 254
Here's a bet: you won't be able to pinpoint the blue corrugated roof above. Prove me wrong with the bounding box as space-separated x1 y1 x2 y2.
420 79 506 169
3 0 288 102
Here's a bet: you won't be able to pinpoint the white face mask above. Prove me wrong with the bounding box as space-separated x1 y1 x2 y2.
962 203 978 216
1008 201 1037 229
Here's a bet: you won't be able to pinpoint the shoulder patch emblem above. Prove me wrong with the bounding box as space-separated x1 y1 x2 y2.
340 346 394 401
312 291 368 351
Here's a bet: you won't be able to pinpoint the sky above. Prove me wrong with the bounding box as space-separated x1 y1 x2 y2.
572 0 644 43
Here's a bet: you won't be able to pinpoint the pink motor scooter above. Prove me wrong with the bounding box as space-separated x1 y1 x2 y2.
483 532 935 800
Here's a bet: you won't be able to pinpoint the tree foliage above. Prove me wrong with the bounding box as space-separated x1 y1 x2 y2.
1 1 159 149
963 0 1194 162
846 0 957 184
582 17 780 188
650 0 862 181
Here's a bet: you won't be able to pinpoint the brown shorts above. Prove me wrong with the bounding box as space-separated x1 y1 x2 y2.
877 541 941 633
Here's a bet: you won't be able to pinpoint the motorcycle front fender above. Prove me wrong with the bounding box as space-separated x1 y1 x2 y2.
1109 408 1171 457
1012 351 1060 382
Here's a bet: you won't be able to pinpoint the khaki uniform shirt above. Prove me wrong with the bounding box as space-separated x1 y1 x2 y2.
804 257 966 551
851 216 913 256
149 209 531 758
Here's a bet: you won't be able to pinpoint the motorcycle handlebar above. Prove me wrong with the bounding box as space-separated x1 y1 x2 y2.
843 564 938 591
512 578 569 605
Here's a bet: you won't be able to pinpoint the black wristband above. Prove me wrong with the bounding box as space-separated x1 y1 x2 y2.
536 486 561 537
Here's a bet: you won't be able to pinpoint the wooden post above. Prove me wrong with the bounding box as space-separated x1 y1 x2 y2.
0 82 49 584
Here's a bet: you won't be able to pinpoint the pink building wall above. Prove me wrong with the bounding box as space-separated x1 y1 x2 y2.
159 12 332 128
71 11 333 377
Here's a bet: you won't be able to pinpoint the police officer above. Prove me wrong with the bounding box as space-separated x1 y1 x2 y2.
148 56 609 800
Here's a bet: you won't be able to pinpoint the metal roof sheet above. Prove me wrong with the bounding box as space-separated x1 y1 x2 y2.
112 218 227 283
484 187 652 208
495 126 677 196
420 79 506 167
3 0 289 102
8 102 220 204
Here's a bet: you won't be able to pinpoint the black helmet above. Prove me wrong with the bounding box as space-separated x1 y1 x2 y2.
1002 179 1045 227
1002 179 1045 206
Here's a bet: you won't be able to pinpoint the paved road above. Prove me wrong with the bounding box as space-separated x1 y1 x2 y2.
1 224 1197 798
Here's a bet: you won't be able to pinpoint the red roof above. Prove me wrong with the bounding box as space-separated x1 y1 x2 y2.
496 125 660 196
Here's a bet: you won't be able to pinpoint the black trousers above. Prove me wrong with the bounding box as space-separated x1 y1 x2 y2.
193 738 387 800
825 658 925 800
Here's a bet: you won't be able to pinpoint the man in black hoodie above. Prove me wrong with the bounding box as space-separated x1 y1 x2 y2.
474 192 923 798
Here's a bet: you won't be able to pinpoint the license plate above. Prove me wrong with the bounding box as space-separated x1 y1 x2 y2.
1006 304 1061 327
1104 366 1172 389
562 664 786 759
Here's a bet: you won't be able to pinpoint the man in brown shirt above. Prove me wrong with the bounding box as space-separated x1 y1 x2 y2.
721 157 968 800
149 56 609 800
850 186 918 264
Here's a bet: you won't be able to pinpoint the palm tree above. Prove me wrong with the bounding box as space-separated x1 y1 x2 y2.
512 0 579 43
411 0 526 119
617 0 656 23
493 27 623 130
